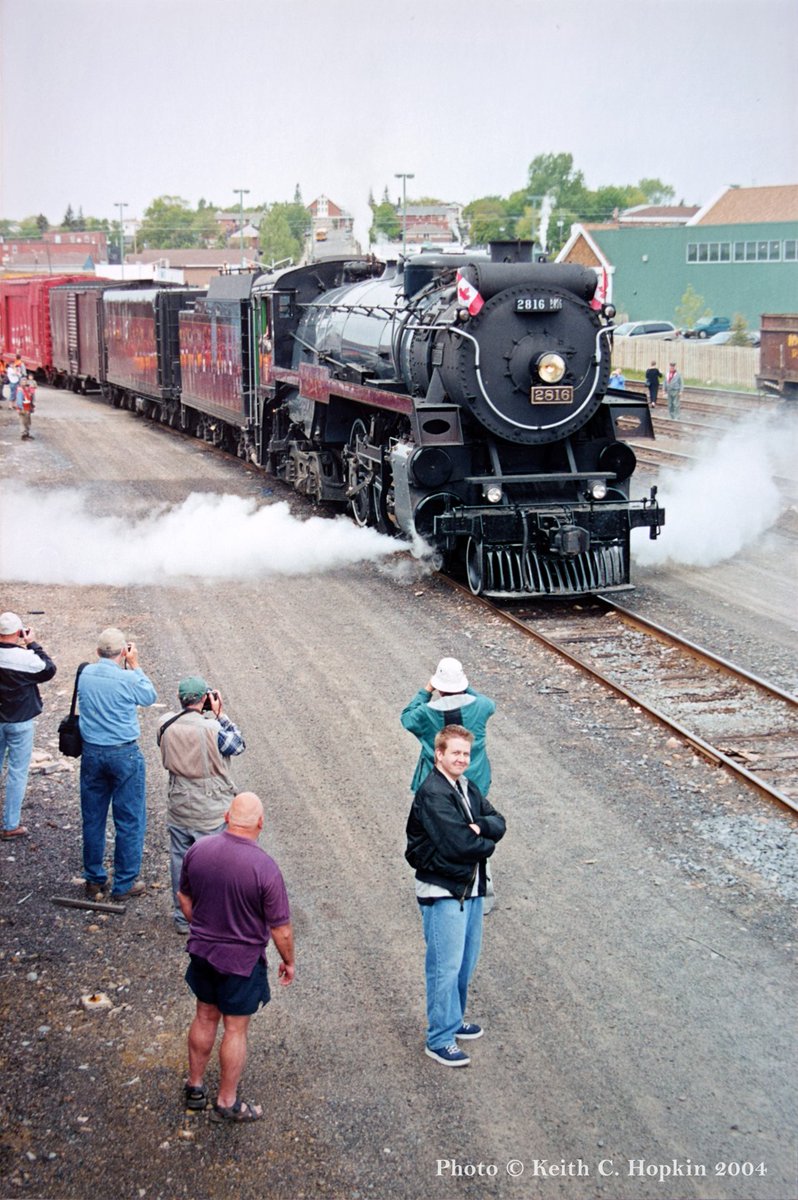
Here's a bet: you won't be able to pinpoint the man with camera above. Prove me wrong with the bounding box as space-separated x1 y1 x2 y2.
0 612 57 840
158 676 246 934
78 627 157 900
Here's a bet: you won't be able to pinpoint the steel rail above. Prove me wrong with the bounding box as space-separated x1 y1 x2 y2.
437 574 798 816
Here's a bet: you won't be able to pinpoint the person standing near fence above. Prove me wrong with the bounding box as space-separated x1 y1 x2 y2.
645 362 663 407
665 362 683 419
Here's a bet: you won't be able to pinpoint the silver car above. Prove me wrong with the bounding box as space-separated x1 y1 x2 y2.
613 321 680 340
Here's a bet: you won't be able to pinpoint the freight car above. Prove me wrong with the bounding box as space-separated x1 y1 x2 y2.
0 275 89 377
757 313 798 398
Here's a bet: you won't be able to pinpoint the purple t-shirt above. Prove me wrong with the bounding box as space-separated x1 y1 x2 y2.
179 830 290 976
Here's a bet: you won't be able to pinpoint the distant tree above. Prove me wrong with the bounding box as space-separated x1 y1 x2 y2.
0 219 16 237
675 283 710 331
637 178 676 205
36 213 49 234
138 195 199 249
62 204 76 229
369 189 401 242
193 199 217 247
293 183 303 206
729 312 750 346
259 203 302 264
462 196 511 245
17 215 44 237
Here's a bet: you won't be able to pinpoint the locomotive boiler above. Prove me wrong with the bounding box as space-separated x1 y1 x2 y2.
255 246 664 597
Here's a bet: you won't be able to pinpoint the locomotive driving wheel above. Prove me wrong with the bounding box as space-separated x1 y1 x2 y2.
347 418 373 528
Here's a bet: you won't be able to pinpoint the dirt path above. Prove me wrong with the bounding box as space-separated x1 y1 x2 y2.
1 389 795 1200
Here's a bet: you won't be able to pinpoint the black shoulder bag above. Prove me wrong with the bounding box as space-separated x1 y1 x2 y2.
58 663 88 757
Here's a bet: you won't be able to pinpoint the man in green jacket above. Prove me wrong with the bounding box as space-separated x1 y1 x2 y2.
401 657 496 795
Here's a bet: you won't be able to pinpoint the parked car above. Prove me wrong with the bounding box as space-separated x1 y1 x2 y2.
612 320 680 340
682 316 731 339
706 330 760 346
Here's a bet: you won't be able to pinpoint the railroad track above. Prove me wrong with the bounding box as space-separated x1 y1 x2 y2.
441 581 798 815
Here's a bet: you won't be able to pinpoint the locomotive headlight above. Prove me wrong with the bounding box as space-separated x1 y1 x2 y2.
536 353 567 384
485 484 503 504
588 479 608 500
457 308 471 323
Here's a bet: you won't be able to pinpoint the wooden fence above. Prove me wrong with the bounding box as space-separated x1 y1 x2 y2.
611 339 759 389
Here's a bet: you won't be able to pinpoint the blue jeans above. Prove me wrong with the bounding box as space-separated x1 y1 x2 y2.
167 821 225 927
0 719 36 831
80 741 146 894
421 896 484 1050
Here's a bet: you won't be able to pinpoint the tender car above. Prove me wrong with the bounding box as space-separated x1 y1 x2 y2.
706 330 760 346
612 320 680 340
682 316 731 339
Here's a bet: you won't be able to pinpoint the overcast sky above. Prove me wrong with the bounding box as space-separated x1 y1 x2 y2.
1 0 796 244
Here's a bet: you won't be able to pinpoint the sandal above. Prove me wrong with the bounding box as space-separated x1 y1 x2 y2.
210 1099 263 1123
183 1082 208 1111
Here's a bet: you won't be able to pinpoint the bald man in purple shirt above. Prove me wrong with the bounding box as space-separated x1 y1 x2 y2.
178 791 295 1123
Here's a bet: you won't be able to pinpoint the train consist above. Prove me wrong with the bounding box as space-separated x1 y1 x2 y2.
0 248 664 597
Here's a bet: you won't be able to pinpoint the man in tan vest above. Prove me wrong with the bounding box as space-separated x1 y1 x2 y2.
158 676 246 933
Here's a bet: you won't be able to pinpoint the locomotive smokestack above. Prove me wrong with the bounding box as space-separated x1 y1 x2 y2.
489 239 534 264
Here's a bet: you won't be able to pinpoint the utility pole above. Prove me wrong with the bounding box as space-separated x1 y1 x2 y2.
394 172 414 257
234 188 250 266
115 202 128 278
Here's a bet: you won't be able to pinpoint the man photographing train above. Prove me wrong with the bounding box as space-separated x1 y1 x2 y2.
158 676 246 935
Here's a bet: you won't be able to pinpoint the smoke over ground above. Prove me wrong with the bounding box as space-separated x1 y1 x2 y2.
632 412 798 568
0 488 406 586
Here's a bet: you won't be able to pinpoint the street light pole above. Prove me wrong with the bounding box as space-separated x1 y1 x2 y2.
394 172 414 257
234 188 250 266
115 202 127 278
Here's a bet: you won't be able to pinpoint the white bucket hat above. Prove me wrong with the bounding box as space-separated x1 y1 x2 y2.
431 657 468 693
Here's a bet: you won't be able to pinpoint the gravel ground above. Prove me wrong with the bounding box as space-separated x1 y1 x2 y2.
0 389 796 1200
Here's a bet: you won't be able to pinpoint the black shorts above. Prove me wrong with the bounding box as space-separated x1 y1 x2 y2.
185 954 270 1016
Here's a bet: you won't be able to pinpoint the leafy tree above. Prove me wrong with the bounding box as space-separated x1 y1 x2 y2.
675 283 710 331
138 195 199 249
62 204 76 229
17 215 45 237
638 178 676 205
462 196 511 245
36 213 49 234
729 312 750 346
193 199 218 247
0 219 16 237
259 204 302 264
369 189 401 242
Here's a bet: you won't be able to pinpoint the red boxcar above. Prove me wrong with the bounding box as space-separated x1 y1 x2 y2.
0 275 89 375
50 281 112 389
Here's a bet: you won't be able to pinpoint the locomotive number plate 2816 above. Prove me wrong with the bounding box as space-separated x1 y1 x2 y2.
515 296 563 313
530 385 574 405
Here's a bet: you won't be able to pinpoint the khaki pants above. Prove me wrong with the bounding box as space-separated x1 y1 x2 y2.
18 409 32 437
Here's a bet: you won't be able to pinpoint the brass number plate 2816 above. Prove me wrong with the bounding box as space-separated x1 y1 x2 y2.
530 386 574 405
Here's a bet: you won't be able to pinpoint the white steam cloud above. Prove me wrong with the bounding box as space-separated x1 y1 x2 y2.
632 412 798 568
0 488 405 586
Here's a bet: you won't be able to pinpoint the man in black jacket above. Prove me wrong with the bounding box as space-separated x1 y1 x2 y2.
405 724 505 1067
0 612 57 839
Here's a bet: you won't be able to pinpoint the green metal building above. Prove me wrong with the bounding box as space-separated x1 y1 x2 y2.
560 185 798 330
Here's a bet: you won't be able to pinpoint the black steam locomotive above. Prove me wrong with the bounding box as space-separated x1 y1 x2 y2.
254 245 663 596
41 244 663 597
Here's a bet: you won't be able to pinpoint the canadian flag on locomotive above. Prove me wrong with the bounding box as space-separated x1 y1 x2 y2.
456 270 485 316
